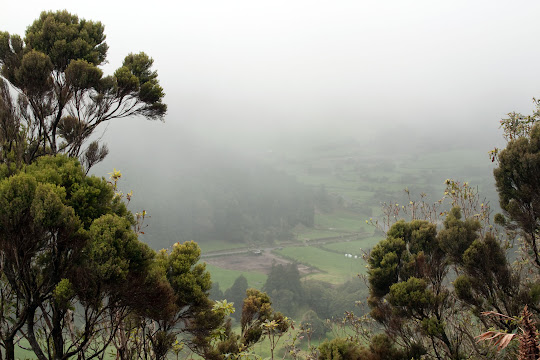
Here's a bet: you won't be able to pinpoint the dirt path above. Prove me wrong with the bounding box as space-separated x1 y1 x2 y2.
201 231 369 276
204 250 315 275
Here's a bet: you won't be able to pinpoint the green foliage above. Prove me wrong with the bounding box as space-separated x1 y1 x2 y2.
15 50 53 95
24 10 107 70
210 282 225 301
529 283 540 304
122 52 164 105
368 236 405 297
453 275 476 305
300 310 328 339
0 156 136 359
24 154 126 227
420 316 445 337
88 214 152 282
365 206 526 359
117 240 229 359
65 59 103 89
241 288 289 347
164 241 211 302
368 333 415 360
203 288 290 360
437 207 480 263
303 278 367 320
53 278 75 309
143 158 315 248
318 337 368 360
369 218 442 306
0 157 227 360
224 275 249 321
494 122 540 269
388 277 435 315
264 263 302 315
0 10 166 170
303 280 334 319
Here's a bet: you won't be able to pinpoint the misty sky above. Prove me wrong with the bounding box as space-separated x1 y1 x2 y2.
3 1 540 158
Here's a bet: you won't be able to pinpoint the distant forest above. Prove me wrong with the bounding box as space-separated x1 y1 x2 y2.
134 158 317 246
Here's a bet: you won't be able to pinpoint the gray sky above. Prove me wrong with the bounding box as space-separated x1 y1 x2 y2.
3 0 540 154
4 0 540 248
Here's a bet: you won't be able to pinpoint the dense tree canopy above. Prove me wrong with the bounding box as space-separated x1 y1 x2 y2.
366 206 534 359
0 10 300 360
0 10 166 171
0 156 161 359
361 115 540 359
264 263 303 315
0 156 228 360
494 122 540 270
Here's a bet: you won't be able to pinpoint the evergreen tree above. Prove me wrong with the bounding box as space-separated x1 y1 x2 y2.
264 263 302 315
0 156 174 360
210 282 225 301
224 275 248 321
366 208 529 359
494 122 540 270
0 11 166 171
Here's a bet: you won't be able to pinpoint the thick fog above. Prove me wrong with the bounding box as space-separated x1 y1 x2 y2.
3 1 540 248
4 1 540 144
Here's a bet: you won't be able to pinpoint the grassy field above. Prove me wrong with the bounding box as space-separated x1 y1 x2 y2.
203 142 498 288
314 211 371 233
293 227 349 241
275 246 366 284
14 340 119 360
198 240 247 253
204 263 267 290
403 149 489 170
320 236 382 254
14 343 35 360
13 144 498 359
246 329 330 360
201 142 499 318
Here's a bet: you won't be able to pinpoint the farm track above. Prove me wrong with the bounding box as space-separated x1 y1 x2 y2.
200 231 370 258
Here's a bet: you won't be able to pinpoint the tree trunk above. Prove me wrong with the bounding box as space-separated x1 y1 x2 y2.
4 337 15 360
52 308 64 360
26 305 48 360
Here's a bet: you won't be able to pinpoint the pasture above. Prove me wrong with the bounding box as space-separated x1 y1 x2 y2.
202 142 498 300
274 246 366 284
204 263 267 290
320 236 381 254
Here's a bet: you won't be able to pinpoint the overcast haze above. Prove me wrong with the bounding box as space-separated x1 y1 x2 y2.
3 1 540 247
4 1 540 145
